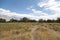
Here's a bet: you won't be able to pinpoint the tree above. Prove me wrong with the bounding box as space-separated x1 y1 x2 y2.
28 19 37 22
0 18 6 22
39 19 46 23
19 17 37 22
9 18 18 22
46 19 52 23
20 17 29 22
56 18 60 23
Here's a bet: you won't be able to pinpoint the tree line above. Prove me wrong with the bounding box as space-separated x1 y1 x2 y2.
0 17 60 23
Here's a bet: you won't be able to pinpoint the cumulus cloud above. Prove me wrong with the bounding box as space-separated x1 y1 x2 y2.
0 8 36 21
0 0 60 21
25 0 60 20
38 0 60 18
31 9 48 16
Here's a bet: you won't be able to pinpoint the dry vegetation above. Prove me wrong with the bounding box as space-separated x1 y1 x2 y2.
0 23 60 40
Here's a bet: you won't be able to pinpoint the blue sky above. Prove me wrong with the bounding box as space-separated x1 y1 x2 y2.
0 0 38 13
0 0 60 20
0 0 50 14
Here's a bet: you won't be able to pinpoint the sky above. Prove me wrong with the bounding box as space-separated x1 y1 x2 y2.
0 0 60 21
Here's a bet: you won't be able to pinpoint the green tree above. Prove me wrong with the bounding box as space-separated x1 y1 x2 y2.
0 18 6 22
28 19 37 22
39 19 46 23
56 18 60 23
20 17 29 22
9 18 18 22
47 19 52 23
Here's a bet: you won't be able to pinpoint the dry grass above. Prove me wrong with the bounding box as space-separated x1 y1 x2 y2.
0 23 60 40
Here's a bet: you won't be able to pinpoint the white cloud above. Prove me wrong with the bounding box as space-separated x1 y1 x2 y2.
38 0 60 19
38 0 60 18
0 8 36 21
26 6 33 10
0 0 60 21
0 8 54 21
25 0 60 20
27 8 58 20
31 9 48 15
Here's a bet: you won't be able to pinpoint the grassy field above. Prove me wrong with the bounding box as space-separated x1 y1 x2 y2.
0 22 60 40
